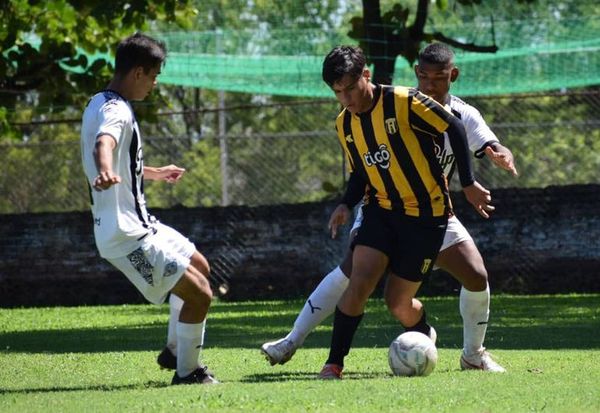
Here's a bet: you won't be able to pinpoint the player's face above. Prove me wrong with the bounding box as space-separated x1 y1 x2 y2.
414 61 457 104
132 66 161 100
331 69 373 114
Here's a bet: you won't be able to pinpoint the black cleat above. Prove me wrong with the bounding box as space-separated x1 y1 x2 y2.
157 347 177 370
171 366 219 385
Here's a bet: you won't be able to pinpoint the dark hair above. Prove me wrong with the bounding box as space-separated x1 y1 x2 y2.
418 43 455 65
322 45 366 87
114 32 167 75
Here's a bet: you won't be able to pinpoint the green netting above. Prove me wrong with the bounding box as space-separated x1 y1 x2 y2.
155 16 600 97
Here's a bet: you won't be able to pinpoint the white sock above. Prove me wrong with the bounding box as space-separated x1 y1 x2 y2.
460 284 490 357
176 321 205 378
286 266 349 346
166 294 184 354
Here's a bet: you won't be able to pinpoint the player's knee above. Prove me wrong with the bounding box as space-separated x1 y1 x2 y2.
461 266 488 291
385 298 413 325
190 251 211 278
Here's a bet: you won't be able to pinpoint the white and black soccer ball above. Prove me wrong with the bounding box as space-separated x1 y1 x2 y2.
388 331 438 377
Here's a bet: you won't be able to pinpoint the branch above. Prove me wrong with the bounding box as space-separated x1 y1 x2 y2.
410 0 429 37
431 32 499 53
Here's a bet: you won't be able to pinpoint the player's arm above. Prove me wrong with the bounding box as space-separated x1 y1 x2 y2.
328 171 366 239
144 165 186 183
464 107 518 177
446 117 495 219
93 134 121 191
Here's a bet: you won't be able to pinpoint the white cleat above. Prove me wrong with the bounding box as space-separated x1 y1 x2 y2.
261 338 297 366
460 349 506 372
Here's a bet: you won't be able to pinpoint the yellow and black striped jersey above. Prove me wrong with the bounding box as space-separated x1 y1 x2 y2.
335 84 456 218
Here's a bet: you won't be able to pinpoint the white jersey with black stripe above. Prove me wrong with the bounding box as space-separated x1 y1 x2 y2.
80 90 155 258
435 95 500 177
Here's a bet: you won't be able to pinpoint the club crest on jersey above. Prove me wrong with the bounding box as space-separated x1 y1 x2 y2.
364 144 391 169
385 118 398 134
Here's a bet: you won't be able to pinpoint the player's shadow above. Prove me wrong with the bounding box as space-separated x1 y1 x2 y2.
0 380 168 395
2 321 600 354
240 370 385 383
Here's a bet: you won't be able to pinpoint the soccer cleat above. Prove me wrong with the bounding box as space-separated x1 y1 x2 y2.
428 326 437 345
157 347 177 370
460 349 506 372
172 366 219 385
318 363 343 380
261 338 298 366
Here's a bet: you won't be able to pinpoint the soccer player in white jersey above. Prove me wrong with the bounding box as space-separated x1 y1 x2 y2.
261 42 517 372
80 33 217 385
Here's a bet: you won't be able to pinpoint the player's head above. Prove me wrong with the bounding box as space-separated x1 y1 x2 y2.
115 32 166 75
414 42 459 104
322 45 373 114
114 33 167 100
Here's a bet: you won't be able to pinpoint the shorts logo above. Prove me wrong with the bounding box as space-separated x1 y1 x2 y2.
385 118 398 134
420 258 432 274
345 134 354 143
127 247 154 285
364 144 391 169
163 261 178 277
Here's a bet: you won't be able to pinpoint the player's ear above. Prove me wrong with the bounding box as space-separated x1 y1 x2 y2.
450 66 459 83
133 66 144 80
414 64 420 77
363 67 371 81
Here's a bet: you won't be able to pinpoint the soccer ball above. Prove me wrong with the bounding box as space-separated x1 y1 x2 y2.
388 331 438 377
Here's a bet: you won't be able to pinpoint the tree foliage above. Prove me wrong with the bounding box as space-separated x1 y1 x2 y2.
0 0 197 135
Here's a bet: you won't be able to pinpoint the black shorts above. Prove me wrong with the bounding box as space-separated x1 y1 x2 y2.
351 204 448 282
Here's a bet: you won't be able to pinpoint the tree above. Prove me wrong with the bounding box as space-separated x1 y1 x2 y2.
349 0 536 84
0 0 197 137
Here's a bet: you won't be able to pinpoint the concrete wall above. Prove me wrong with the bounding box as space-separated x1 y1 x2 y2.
1 184 598 307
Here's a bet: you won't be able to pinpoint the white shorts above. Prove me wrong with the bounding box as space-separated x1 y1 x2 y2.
107 223 196 304
350 206 472 252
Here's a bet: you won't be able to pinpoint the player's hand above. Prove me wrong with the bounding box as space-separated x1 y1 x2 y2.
485 146 518 176
93 170 121 191
328 204 351 239
462 181 495 219
159 164 185 183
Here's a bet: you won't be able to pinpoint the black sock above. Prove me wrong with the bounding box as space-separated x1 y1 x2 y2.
326 307 364 367
404 311 431 336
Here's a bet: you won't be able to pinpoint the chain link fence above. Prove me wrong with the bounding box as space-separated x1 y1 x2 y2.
1 89 599 299
1 89 598 214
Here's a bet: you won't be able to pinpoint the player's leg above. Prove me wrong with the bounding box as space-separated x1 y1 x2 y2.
156 293 184 370
290 251 353 345
261 250 351 365
320 244 388 379
262 209 364 365
435 220 505 372
384 275 435 340
384 215 446 342
170 250 218 384
153 224 208 371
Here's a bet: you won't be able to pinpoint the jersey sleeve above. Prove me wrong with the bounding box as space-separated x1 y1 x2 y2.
461 104 500 158
96 101 127 144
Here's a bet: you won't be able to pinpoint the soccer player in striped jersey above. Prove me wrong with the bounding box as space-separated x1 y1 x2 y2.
80 33 217 385
262 43 514 375
318 45 490 379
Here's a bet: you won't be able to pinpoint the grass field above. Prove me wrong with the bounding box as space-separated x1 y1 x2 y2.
1 294 599 412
